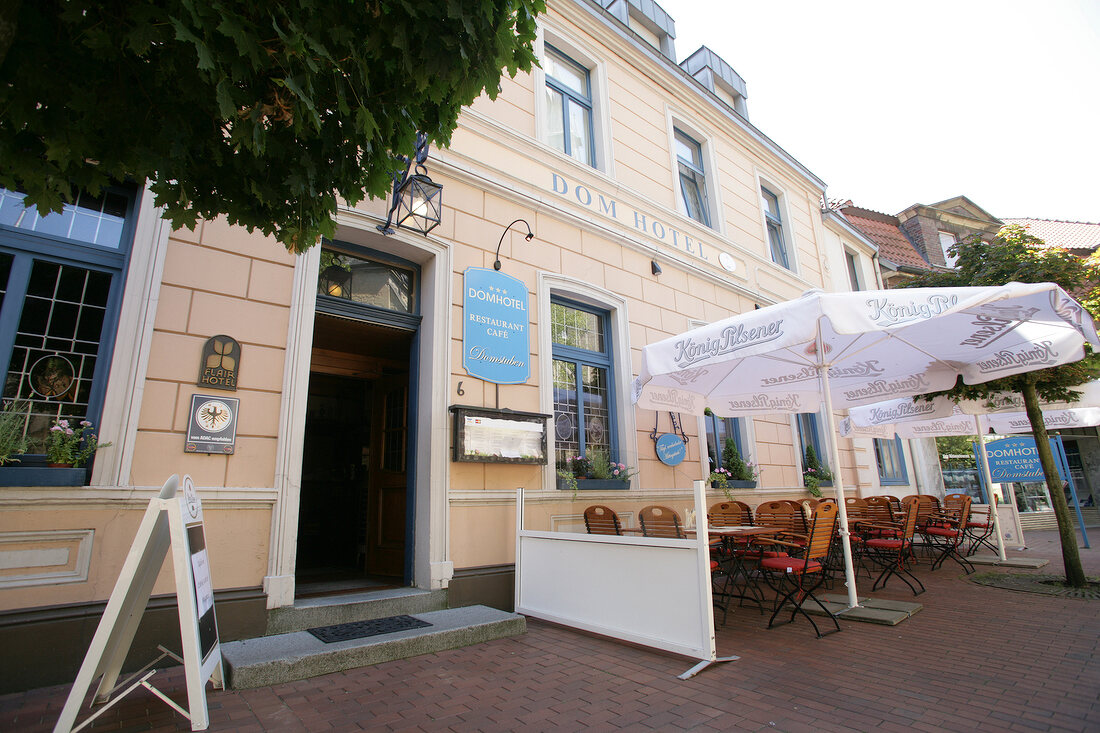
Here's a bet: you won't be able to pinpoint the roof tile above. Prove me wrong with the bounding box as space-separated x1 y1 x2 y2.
1001 218 1100 252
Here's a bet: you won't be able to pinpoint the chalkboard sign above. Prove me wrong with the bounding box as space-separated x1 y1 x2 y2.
450 405 550 464
55 475 223 732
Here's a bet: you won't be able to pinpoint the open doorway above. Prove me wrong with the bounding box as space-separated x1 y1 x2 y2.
296 313 414 598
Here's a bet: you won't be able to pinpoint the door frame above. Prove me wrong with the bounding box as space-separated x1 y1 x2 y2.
265 218 452 609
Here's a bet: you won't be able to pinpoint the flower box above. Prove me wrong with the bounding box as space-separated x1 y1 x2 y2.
557 477 631 492
711 479 757 490
0 466 88 487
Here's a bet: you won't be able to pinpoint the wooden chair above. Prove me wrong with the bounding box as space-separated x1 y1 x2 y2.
965 495 998 556
861 496 925 596
924 494 975 573
864 496 897 525
583 505 623 536
757 501 841 637
844 497 871 524
708 501 753 527
755 501 806 540
639 505 685 538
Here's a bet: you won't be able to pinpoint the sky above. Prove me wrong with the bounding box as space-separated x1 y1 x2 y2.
654 0 1100 222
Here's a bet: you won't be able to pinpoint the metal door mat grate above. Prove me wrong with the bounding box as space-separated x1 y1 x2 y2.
307 615 432 643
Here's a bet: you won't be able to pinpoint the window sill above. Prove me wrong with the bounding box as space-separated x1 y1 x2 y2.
0 466 88 487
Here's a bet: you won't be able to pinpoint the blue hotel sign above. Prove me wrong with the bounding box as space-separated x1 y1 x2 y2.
463 267 530 384
985 437 1060 482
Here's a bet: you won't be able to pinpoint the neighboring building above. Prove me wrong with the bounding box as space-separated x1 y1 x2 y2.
833 199 1100 528
1001 218 1100 257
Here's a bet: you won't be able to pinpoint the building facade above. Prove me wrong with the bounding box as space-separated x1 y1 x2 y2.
0 0 922 689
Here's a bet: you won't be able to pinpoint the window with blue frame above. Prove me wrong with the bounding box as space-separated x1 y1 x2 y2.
704 412 744 472
544 46 596 168
551 299 616 477
874 437 909 484
0 186 135 466
796 412 831 480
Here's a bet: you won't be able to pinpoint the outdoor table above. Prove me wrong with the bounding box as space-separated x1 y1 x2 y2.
690 526 783 619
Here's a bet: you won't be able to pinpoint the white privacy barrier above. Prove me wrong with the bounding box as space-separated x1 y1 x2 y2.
515 481 733 678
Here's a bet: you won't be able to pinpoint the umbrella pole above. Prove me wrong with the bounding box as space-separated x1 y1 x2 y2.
974 416 1008 561
816 331 860 611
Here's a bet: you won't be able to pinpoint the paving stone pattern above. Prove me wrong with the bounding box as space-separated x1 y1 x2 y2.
3 529 1098 732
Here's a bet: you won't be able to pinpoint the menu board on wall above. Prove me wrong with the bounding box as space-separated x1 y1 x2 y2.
450 406 550 464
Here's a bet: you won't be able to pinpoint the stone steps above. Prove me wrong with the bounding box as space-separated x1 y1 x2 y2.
223 605 526 689
265 587 448 635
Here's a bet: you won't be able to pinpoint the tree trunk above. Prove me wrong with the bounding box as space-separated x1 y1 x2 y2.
1022 379 1087 587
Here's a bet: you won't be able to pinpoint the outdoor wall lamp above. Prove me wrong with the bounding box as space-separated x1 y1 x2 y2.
493 219 535 271
651 260 662 276
377 132 443 236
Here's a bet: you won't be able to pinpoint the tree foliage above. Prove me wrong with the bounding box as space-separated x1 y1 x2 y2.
901 225 1100 402
899 224 1100 586
0 1 544 252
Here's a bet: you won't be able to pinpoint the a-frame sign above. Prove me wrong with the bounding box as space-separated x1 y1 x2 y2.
54 474 223 732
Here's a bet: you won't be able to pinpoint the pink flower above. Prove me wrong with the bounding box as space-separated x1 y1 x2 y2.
80 421 92 427
58 420 69 428
50 425 62 433
65 428 74 436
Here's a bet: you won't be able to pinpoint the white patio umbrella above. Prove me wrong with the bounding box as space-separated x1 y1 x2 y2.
633 283 1100 610
840 381 1100 561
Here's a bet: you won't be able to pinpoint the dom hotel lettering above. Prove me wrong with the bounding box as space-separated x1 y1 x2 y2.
551 172 711 264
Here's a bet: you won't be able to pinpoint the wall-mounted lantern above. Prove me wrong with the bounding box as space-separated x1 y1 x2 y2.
377 132 443 236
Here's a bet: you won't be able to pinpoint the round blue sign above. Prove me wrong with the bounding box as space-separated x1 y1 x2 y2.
655 433 687 466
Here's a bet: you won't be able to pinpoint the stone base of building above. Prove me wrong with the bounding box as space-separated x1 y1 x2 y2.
448 564 515 613
0 586 266 694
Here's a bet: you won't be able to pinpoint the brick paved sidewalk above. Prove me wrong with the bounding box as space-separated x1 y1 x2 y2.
4 529 1098 732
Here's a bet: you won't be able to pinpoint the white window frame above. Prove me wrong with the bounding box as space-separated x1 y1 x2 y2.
538 273 635 493
939 230 959 268
534 26 612 174
756 175 797 272
844 248 864 291
667 114 721 232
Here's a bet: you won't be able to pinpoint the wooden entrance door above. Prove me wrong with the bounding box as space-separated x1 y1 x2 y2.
365 374 409 578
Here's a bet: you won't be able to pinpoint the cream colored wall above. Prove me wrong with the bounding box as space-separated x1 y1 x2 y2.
0 505 270 611
133 218 295 488
442 3 859 571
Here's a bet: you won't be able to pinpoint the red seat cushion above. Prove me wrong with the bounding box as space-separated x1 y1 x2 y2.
865 538 906 549
759 557 823 574
739 549 789 560
710 560 719 571
966 522 990 528
925 526 959 538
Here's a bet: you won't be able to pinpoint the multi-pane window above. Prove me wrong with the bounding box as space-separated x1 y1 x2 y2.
761 186 790 270
544 46 595 167
674 129 711 227
797 412 830 480
845 250 863 291
704 413 744 472
317 247 415 313
551 300 615 473
0 188 128 250
0 186 133 464
874 437 908 484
